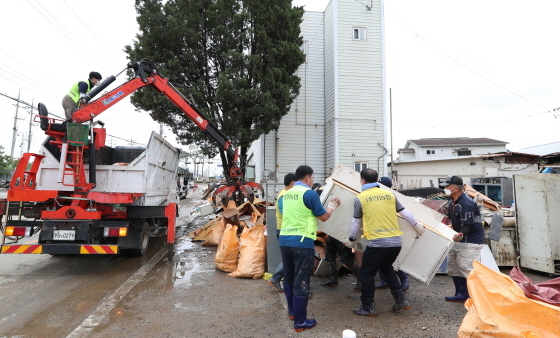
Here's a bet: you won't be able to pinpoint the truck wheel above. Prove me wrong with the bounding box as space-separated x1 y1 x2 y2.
126 221 150 257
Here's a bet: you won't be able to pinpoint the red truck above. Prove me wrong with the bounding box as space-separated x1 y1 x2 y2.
0 59 262 260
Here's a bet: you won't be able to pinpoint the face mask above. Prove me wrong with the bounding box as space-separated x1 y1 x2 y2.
444 188 452 196
94 81 100 87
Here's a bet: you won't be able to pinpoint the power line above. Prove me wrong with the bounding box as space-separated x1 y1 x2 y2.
61 0 123 64
0 74 60 104
0 50 67 93
106 133 146 147
25 0 113 71
0 61 62 99
0 92 36 109
384 5 551 112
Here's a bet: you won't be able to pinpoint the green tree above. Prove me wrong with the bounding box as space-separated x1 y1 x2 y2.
0 145 18 176
125 0 305 182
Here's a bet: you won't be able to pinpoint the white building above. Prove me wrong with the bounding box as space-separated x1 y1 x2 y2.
396 137 508 162
392 149 542 207
247 0 387 198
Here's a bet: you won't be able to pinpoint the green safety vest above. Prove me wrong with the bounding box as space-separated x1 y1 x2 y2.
68 80 92 103
275 189 287 230
280 185 317 241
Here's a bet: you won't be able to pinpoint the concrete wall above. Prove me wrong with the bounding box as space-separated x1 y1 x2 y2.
335 0 386 175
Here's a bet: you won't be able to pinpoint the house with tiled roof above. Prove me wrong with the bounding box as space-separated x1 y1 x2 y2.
396 137 508 162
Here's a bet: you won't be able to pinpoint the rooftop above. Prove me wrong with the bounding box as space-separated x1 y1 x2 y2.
407 137 508 147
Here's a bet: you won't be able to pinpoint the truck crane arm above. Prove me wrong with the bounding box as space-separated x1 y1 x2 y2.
70 59 262 205
72 59 237 162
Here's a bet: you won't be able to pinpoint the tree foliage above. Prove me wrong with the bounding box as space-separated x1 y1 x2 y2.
0 145 18 175
125 0 305 180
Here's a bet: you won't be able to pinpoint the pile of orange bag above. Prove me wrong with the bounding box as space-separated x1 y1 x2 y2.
458 261 560 338
189 201 266 279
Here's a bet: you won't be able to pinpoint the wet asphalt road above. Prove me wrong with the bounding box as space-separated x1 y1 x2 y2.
0 189 551 338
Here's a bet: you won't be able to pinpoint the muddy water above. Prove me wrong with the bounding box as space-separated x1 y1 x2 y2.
0 242 163 338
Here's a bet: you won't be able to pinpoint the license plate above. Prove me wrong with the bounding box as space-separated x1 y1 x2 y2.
53 230 75 241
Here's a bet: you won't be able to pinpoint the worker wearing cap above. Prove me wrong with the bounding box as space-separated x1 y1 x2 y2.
62 71 102 121
279 165 341 332
441 175 484 302
374 176 411 292
348 169 425 317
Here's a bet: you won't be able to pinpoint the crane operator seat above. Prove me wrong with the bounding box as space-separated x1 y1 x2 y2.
38 103 67 133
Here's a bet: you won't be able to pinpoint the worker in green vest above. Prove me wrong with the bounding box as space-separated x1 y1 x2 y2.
279 165 341 332
62 71 102 121
267 172 297 293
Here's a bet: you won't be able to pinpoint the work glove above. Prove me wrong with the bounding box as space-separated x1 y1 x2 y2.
413 222 426 236
328 197 341 211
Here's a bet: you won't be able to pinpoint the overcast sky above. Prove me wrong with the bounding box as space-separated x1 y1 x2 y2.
1 0 559 168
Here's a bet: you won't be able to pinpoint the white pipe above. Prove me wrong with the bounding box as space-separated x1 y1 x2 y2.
333 0 340 165
381 0 388 176
57 143 68 183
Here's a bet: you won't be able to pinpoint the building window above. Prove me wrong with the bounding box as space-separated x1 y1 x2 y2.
426 150 435 155
353 27 366 40
354 162 368 172
457 149 472 156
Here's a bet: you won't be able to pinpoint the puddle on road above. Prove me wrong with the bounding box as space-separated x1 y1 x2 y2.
124 237 211 297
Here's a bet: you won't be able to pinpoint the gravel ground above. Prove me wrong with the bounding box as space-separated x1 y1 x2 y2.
86 188 552 338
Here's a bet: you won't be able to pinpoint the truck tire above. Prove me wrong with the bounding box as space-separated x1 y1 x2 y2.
125 221 150 257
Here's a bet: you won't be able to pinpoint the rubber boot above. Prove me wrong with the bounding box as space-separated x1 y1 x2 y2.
283 284 294 320
375 271 388 289
353 297 378 317
396 270 409 292
268 262 284 292
293 295 317 332
445 276 469 302
350 262 361 292
391 289 411 312
320 262 339 287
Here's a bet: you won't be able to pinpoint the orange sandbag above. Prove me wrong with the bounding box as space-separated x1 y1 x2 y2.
228 223 265 279
458 261 560 338
201 221 226 247
214 224 239 272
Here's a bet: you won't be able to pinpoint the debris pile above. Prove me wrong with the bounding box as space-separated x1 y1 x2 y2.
189 201 267 279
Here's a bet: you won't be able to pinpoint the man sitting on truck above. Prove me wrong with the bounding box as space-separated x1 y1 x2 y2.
62 71 102 121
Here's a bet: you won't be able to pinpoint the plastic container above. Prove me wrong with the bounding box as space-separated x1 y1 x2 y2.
66 123 90 145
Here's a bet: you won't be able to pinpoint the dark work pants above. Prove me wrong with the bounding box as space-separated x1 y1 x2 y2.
280 246 315 298
361 246 402 299
325 236 355 267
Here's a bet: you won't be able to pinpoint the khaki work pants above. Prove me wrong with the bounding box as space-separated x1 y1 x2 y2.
447 242 483 278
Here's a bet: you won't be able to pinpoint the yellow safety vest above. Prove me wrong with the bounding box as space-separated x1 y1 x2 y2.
280 185 317 241
357 187 402 240
68 80 92 103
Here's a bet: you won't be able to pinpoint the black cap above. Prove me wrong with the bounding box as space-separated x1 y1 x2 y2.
89 71 102 80
441 175 463 187
379 176 392 187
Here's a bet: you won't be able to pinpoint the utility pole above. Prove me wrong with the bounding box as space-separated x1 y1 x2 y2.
10 89 22 158
18 132 25 158
389 88 394 180
27 99 34 153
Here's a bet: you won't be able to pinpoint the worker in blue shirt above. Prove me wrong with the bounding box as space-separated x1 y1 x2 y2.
279 165 340 332
441 175 484 302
